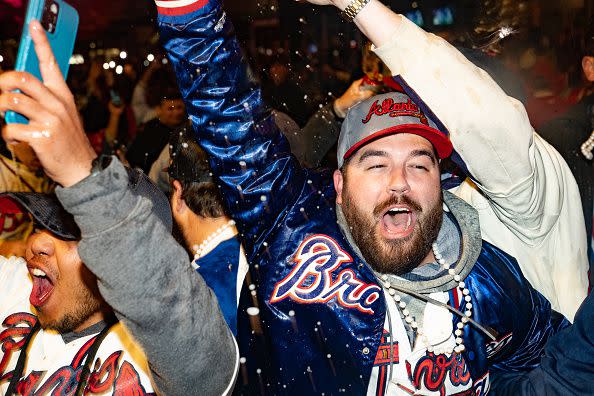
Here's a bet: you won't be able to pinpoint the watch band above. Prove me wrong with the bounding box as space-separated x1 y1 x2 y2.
340 0 371 23
90 154 113 177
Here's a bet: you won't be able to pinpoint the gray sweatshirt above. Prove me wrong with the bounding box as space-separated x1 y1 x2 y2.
56 159 237 395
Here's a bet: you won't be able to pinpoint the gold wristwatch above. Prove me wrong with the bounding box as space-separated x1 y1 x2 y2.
340 0 372 23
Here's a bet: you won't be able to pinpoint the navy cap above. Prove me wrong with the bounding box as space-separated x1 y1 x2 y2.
0 166 173 240
0 192 80 240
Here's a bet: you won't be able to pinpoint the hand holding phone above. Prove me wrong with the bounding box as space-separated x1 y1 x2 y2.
5 0 79 124
0 19 97 187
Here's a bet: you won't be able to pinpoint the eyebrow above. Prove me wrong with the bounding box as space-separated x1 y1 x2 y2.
357 148 437 164
409 149 437 164
357 149 389 163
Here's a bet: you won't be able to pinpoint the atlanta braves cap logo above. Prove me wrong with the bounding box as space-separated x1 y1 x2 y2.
361 98 429 126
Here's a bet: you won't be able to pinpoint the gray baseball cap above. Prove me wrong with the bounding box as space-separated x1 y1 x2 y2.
337 91 453 167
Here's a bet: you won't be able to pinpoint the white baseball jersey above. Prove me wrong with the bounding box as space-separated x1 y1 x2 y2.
0 256 156 395
366 289 490 395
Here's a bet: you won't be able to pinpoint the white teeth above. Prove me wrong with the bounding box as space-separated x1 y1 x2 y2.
32 268 47 277
388 207 409 214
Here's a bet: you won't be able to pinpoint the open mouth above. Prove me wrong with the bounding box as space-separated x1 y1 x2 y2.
381 206 417 238
28 266 55 307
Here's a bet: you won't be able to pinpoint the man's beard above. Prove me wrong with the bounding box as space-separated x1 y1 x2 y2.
342 192 443 276
39 286 104 333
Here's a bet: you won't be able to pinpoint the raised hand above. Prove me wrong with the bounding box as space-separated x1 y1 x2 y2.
333 78 376 118
0 19 96 187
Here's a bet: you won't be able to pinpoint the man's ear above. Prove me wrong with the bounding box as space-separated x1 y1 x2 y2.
171 180 186 215
582 56 594 82
333 169 344 205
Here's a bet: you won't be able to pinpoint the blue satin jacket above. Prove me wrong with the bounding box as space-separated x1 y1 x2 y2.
157 2 566 394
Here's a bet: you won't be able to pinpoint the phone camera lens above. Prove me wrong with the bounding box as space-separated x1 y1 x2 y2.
41 1 59 33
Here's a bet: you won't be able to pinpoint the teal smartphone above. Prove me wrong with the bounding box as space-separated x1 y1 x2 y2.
5 0 79 124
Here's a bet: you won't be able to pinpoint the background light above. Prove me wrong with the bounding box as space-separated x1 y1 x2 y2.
69 54 84 65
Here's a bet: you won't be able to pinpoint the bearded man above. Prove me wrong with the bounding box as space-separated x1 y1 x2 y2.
146 0 581 394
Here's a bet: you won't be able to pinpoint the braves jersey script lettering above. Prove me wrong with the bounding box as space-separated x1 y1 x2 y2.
0 312 36 382
270 234 381 314
11 330 153 395
409 352 471 396
0 314 154 396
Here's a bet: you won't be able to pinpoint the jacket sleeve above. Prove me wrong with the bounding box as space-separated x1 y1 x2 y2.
490 292 594 395
56 158 238 396
372 16 580 246
156 1 306 255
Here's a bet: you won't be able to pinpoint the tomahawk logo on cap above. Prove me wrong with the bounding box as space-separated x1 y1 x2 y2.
361 97 428 125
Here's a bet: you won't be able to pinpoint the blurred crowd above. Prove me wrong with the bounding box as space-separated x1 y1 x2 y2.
0 5 592 261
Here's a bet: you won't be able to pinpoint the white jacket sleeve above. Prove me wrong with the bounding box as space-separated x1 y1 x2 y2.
373 15 588 320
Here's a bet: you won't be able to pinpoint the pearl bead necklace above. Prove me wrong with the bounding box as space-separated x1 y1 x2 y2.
380 242 472 355
580 130 594 160
192 220 236 260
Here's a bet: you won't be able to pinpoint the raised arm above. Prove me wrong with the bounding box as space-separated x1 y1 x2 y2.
156 1 308 255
